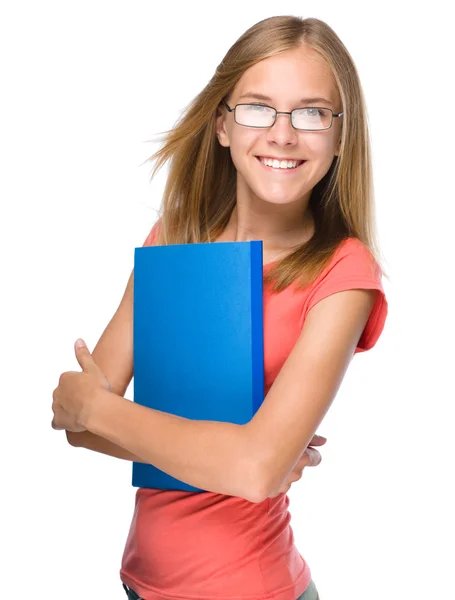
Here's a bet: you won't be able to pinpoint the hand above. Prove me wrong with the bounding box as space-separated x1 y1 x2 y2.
267 434 327 498
51 338 112 433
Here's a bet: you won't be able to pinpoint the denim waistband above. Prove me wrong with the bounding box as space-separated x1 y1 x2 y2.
122 580 319 600
122 582 142 600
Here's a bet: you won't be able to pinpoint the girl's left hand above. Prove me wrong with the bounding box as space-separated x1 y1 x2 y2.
51 339 111 432
267 434 327 498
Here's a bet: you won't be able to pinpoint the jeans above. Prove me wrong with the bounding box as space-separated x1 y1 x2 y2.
122 579 320 599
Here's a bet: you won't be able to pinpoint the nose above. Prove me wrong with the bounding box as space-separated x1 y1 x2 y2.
265 112 298 146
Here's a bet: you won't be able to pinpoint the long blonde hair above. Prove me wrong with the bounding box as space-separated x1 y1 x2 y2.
144 15 387 293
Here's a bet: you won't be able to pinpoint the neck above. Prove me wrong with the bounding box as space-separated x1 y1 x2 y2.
225 205 314 250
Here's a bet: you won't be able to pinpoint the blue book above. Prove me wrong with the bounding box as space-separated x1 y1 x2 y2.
132 240 265 491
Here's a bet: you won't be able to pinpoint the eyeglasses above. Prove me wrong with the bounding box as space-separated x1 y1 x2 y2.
221 99 343 131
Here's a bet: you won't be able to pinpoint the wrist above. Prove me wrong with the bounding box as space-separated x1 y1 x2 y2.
79 385 106 431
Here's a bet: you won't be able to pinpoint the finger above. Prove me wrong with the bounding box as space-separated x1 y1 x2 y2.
304 446 322 466
74 338 97 373
298 453 312 469
296 451 312 469
307 434 327 447
51 417 63 430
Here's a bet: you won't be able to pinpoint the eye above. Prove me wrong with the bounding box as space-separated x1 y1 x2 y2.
246 104 272 112
296 108 325 117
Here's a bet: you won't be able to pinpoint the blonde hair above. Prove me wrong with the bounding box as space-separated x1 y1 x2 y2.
144 15 387 293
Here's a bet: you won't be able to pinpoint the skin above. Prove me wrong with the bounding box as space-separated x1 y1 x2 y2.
214 44 342 489
54 342 327 496
215 44 343 262
53 45 346 498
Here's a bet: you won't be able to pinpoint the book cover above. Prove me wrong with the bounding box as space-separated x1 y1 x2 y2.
132 240 265 491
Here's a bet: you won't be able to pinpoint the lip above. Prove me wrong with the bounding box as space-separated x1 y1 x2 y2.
255 156 306 173
256 155 305 162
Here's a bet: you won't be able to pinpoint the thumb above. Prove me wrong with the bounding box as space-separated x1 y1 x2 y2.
74 338 96 372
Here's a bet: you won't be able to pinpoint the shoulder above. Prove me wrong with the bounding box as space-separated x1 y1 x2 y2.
303 237 388 353
322 236 383 283
141 219 162 247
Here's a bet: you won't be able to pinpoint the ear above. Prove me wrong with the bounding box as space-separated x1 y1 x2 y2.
215 105 230 148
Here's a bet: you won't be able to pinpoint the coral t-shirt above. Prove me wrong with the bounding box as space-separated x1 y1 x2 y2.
120 222 388 600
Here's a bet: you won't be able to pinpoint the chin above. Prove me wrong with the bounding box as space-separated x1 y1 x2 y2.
253 186 303 206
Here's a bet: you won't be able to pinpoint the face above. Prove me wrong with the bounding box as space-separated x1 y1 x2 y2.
216 45 343 208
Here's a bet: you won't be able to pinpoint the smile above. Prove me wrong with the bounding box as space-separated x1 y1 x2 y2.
255 156 306 173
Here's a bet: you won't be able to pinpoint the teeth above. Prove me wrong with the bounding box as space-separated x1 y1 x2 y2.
259 157 302 169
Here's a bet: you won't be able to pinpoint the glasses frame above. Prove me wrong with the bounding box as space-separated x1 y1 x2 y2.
221 98 343 131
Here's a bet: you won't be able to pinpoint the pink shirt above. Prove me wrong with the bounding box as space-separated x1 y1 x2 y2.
120 223 388 600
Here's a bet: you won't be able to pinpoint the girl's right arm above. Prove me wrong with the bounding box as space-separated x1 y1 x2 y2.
66 268 146 463
65 266 325 483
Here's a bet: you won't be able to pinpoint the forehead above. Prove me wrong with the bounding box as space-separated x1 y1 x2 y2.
232 46 338 106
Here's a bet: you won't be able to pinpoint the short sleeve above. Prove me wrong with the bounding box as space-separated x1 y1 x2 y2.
303 238 388 353
142 219 161 247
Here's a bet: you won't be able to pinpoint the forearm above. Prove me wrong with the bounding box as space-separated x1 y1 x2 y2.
83 389 262 501
66 430 148 463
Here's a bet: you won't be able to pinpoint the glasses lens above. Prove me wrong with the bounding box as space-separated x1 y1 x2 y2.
235 104 275 127
292 108 332 130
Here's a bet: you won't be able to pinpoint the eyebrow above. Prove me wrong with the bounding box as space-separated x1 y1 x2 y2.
237 92 334 106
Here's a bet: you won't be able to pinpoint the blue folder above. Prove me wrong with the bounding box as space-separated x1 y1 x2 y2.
132 240 265 491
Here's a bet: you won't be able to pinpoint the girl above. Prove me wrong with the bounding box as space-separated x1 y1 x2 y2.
53 15 388 600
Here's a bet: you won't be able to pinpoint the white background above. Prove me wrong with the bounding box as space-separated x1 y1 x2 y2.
1 2 453 599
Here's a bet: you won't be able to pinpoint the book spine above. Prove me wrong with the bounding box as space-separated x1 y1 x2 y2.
250 242 265 415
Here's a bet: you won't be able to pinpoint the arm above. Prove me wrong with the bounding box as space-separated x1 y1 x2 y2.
67 220 161 454
64 269 258 503
78 289 377 503
84 391 257 500
65 265 260 501
249 288 379 500
67 254 378 501
66 268 141 461
67 428 148 463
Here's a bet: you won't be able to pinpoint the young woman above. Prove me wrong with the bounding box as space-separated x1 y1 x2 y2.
52 15 388 600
